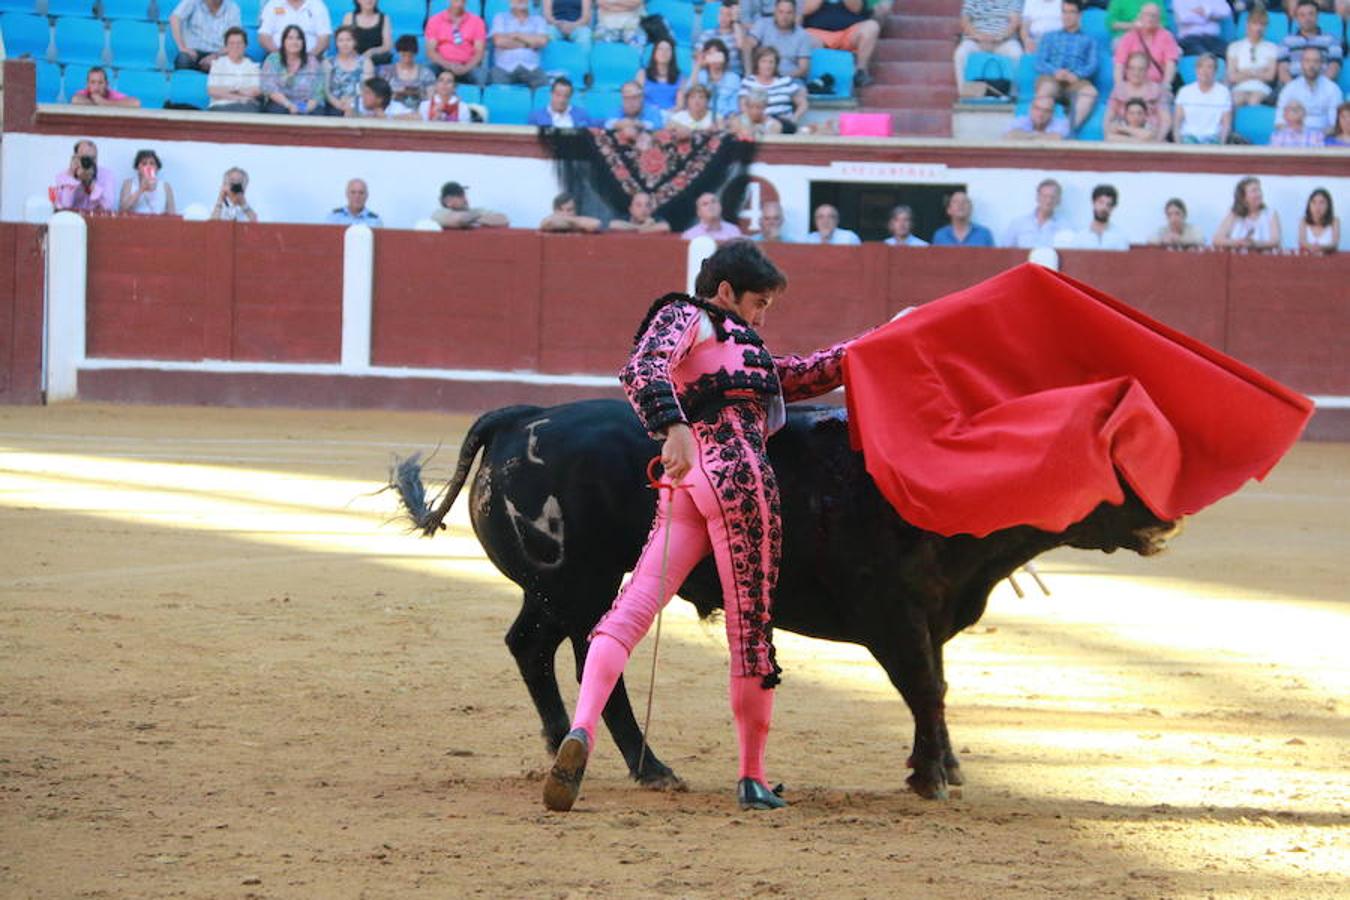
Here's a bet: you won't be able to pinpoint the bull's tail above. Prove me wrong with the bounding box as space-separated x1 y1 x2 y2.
391 405 540 536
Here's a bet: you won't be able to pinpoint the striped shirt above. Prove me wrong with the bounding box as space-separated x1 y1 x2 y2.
738 75 801 120
961 0 1021 35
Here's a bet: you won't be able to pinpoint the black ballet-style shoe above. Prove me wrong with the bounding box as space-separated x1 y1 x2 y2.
543 728 590 812
737 778 787 810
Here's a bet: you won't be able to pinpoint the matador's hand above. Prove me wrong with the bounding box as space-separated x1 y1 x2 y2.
661 424 696 481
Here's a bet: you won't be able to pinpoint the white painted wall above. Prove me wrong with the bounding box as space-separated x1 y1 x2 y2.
3 131 1346 250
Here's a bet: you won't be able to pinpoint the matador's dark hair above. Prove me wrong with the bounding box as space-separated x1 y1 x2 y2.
693 238 787 299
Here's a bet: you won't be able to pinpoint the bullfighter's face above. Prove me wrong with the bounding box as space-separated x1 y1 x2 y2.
713 280 777 328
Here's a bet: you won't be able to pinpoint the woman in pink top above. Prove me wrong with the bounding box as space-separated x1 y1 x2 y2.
1112 2 1179 86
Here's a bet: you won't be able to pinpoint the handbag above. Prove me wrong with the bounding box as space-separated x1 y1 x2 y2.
976 56 1012 98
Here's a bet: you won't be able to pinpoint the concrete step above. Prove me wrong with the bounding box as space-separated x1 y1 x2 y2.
883 13 960 40
870 60 954 86
858 106 954 136
859 83 958 106
875 38 957 63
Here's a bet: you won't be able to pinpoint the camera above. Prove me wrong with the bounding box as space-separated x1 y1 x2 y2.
229 183 244 194
78 154 96 175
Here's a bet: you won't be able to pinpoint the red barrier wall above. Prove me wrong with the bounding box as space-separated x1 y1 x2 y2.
0 223 46 405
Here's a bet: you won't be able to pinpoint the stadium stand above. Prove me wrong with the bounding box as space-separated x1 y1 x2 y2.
588 41 639 90
481 83 533 123
1233 104 1276 145
810 47 857 102
100 0 151 21
115 65 168 104
53 15 110 65
168 66 209 106
34 56 62 99
109 17 162 69
540 39 588 83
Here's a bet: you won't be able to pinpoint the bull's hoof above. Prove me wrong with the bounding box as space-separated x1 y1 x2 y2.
945 764 964 786
637 768 687 791
906 765 949 800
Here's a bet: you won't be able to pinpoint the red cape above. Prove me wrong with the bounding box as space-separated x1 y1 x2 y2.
842 263 1313 537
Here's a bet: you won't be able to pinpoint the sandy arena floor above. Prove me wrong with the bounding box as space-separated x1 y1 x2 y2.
0 403 1346 899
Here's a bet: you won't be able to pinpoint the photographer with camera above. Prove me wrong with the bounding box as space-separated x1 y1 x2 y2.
51 139 117 214
119 150 177 216
210 167 259 222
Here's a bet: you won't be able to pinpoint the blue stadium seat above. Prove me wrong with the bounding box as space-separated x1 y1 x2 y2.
168 67 207 105
1177 55 1226 83
46 0 94 16
161 22 177 62
1317 12 1343 41
588 41 639 89
540 39 587 83
1080 7 1107 38
700 1 723 33
1015 52 1038 97
481 83 532 123
456 84 481 102
1233 104 1275 145
1235 11 1288 42
109 18 160 68
647 0 694 44
1072 100 1106 140
100 0 149 20
62 61 90 93
962 51 1013 102
580 86 621 121
808 47 854 100
35 58 62 99
0 12 52 57
481 0 507 26
53 15 109 64
0 0 37 12
235 0 259 25
114 65 167 104
1092 52 1113 94
242 24 266 60
1339 63 1350 94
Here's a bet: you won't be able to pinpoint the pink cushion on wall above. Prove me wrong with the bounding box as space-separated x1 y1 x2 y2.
838 112 892 137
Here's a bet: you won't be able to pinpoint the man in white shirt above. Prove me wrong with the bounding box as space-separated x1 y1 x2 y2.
804 203 861 245
1276 49 1345 133
681 192 745 241
884 204 929 246
210 167 260 222
258 0 332 57
1002 177 1067 248
1173 53 1232 143
1071 184 1129 251
207 27 262 110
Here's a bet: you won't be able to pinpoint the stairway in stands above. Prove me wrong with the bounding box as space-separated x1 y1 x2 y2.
857 0 961 137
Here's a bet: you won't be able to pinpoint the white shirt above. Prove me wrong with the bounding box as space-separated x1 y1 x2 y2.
1275 75 1345 133
1175 81 1232 140
884 234 929 247
667 108 715 131
1021 0 1062 41
259 0 332 53
1072 222 1130 251
1225 38 1278 92
804 228 861 245
206 55 261 104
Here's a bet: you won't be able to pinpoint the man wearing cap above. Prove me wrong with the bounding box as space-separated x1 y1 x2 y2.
326 178 383 227
431 181 510 229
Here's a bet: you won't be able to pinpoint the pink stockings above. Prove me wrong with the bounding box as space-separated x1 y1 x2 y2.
571 635 775 782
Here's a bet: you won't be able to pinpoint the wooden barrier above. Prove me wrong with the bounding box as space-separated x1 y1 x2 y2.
0 223 46 404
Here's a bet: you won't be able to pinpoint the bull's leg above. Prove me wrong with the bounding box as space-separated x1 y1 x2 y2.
569 632 685 790
869 608 950 800
933 642 963 786
504 595 570 755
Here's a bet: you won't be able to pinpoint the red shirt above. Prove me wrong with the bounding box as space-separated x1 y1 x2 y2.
1113 28 1181 83
424 10 486 66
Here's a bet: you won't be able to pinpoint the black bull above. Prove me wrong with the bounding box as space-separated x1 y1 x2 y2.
395 398 1178 799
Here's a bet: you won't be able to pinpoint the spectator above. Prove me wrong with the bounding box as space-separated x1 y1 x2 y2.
1106 96 1161 141
1150 197 1205 247
606 80 665 131
1071 184 1130 250
431 181 510 229
208 27 262 111
426 0 488 86
668 83 717 131
1213 176 1282 251
381 35 436 116
1172 0 1229 58
421 69 480 121
1227 8 1280 107
954 0 1022 99
1003 178 1066 248
1111 3 1178 87
741 0 802 24
1276 49 1344 132
931 189 995 246
1105 0 1170 35
70 67 141 108
1019 0 1063 53
51 140 117 213
528 76 593 125
118 149 176 216
593 0 646 47
885 204 928 246
802 0 882 87
727 88 785 136
1173 53 1232 143
1327 101 1350 145
754 200 785 241
210 167 259 221
679 38 742 121
1271 98 1327 144
342 0 393 65
696 2 748 76
326 177 383 226
1107 51 1172 138
490 0 551 88
745 0 813 80
609 191 672 232
170 0 241 73
262 25 328 113
543 0 593 56
638 37 683 114
1033 0 1099 129
804 203 861 244
540 192 604 232
325 25 375 116
357 75 400 116
1277 0 1343 85
1297 187 1339 253
681 192 744 240
259 0 332 57
739 47 808 131
1004 92 1072 139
